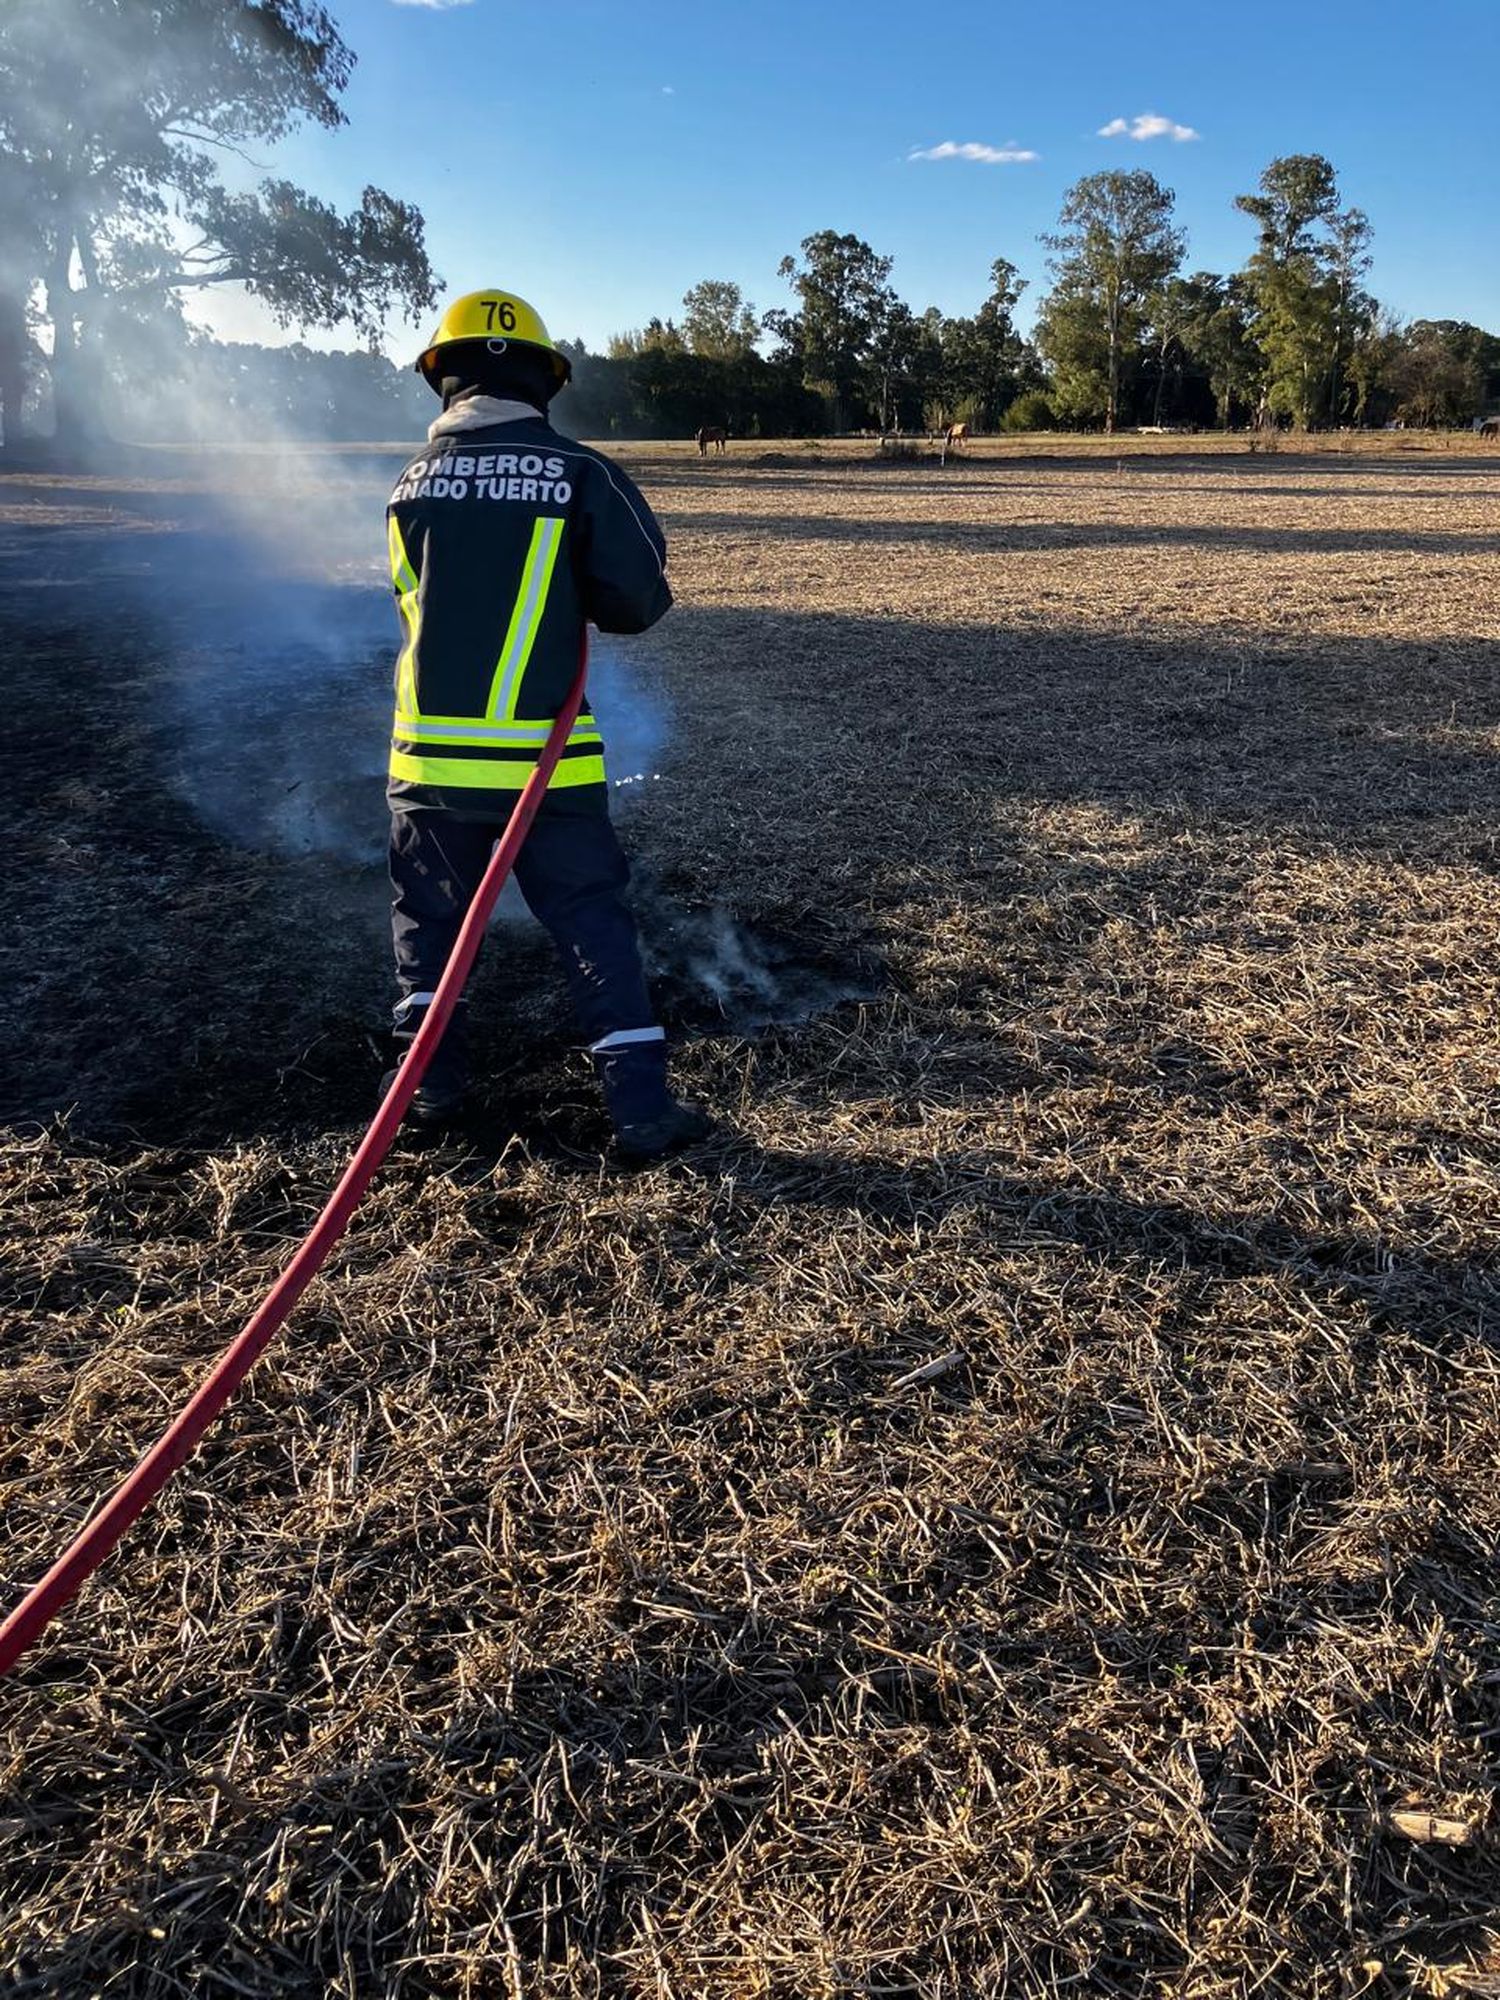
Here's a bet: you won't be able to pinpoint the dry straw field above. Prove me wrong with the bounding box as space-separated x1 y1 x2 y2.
3 433 1500 1997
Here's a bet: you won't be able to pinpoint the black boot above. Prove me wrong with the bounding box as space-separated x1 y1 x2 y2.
382 995 469 1127
593 1038 711 1160
379 1064 467 1128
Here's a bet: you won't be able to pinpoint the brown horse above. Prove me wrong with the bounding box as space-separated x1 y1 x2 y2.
695 425 728 456
943 421 969 453
1480 418 1500 440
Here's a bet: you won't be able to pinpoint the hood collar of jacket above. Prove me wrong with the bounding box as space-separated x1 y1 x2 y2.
428 394 543 441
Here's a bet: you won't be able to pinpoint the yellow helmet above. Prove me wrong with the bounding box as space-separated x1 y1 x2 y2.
414 288 572 391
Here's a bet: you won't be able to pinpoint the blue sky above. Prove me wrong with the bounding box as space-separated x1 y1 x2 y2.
197 0 1498 356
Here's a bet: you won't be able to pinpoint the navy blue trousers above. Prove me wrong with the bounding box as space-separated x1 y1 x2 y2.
389 806 656 1082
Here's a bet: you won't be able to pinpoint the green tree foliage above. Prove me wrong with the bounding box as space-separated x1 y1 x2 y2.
1172 273 1261 428
680 280 759 361
1038 170 1184 432
109 333 431 439
0 0 437 443
776 231 897 429
607 319 688 360
1383 320 1500 427
1033 276 1110 428
864 297 921 432
938 259 1039 429
1233 154 1374 427
1002 389 1056 432
1142 275 1196 424
558 339 822 442
1343 310 1403 426
908 306 951 433
1324 209 1375 424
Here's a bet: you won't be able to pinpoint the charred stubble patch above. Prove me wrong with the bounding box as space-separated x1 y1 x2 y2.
3 442 1500 1999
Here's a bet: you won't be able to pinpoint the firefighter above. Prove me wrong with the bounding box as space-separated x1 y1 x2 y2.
382 288 710 1158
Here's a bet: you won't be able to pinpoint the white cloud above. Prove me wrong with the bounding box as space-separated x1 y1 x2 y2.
390 0 474 10
662 84 675 94
908 140 1039 165
1099 112 1200 142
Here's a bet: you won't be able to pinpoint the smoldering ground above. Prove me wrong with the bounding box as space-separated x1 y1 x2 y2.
1 446 879 1139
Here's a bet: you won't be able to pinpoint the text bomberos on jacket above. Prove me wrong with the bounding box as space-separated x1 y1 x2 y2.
391 450 574 507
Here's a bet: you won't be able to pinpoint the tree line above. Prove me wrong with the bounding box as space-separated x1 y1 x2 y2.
572 164 1498 439
0 3 1494 448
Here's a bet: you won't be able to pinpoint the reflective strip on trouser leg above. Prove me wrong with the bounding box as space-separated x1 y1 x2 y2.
589 1026 666 1055
392 991 467 1045
390 987 469 1097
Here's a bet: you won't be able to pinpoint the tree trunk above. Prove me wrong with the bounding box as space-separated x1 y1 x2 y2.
50 347 102 447
45 249 109 449
0 287 27 448
47 252 82 443
1105 289 1120 434
1336 278 1360 426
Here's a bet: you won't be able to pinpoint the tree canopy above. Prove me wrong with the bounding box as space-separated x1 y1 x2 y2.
1039 170 1185 433
1234 153 1373 426
0 0 437 441
680 281 760 361
775 232 899 430
578 157 1495 441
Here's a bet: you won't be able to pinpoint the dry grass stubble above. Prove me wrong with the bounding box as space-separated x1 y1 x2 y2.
3 443 1500 1996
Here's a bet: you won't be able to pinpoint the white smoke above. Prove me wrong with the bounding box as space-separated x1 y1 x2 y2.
684 907 781 1009
126 444 869 1032
640 901 882 1033
145 451 672 876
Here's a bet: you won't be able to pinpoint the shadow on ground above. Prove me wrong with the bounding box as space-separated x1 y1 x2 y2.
4 477 1498 1145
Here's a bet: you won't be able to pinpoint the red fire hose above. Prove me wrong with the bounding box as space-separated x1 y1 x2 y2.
0 650 589 1678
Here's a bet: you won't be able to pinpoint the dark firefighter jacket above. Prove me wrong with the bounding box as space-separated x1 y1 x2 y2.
385 410 672 817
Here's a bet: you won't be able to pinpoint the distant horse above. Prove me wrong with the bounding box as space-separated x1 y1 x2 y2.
943 421 969 454
696 426 728 456
1480 417 1500 440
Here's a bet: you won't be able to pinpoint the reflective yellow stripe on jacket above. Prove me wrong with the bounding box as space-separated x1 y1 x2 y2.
487 517 565 720
389 714 606 790
388 516 420 719
388 515 605 790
